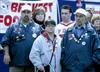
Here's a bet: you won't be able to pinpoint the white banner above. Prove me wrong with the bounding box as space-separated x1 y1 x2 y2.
0 0 57 33
84 0 100 2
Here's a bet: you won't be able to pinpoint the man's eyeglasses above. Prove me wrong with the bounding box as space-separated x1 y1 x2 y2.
22 10 31 14
75 14 85 18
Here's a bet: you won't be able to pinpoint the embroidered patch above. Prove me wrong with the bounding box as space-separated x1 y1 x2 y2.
14 28 21 34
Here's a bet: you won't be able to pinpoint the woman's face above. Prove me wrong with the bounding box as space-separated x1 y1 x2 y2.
35 12 45 22
93 19 100 30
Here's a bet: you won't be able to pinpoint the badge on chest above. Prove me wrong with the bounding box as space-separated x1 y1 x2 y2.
68 32 89 45
32 33 37 38
31 27 37 38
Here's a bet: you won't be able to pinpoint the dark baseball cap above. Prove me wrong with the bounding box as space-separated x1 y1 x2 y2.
45 20 56 27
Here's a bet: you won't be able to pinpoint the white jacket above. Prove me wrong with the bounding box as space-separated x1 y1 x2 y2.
29 34 61 72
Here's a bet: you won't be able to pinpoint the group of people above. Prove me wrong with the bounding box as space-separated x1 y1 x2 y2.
0 4 100 72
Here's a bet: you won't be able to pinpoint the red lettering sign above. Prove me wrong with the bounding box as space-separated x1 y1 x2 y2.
0 15 19 26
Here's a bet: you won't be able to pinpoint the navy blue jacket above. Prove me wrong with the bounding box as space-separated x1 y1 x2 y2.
61 24 100 72
97 30 100 39
1 22 41 66
94 29 100 72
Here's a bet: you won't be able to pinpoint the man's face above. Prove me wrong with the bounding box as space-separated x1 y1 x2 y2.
75 13 86 26
61 9 72 22
21 10 32 24
87 11 92 22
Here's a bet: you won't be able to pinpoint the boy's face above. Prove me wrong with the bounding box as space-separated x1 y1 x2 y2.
45 24 55 33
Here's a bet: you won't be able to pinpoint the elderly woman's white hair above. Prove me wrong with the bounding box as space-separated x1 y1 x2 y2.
91 14 100 24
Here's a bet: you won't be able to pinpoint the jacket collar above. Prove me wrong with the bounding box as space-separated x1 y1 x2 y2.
41 30 56 41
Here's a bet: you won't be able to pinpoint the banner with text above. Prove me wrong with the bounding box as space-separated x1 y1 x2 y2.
0 0 57 33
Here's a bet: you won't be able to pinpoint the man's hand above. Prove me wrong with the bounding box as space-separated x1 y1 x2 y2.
3 54 11 64
3 46 10 64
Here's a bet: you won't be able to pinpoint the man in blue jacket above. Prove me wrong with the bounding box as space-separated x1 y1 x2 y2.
61 8 100 72
1 5 41 72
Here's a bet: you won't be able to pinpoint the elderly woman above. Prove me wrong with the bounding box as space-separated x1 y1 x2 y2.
92 15 100 31
92 15 100 72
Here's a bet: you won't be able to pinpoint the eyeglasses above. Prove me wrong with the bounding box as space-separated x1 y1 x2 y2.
22 10 31 14
75 14 85 18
